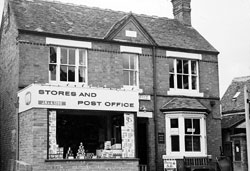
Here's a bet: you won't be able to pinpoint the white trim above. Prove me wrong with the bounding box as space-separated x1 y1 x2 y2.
125 30 137 38
168 89 204 97
137 112 153 118
166 51 202 60
165 113 207 158
120 46 142 54
46 37 92 49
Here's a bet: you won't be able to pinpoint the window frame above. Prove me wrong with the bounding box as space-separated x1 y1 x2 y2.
165 112 207 158
49 46 88 86
122 53 139 88
167 51 203 97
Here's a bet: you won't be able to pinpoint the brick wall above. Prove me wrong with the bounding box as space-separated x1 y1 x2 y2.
0 2 19 170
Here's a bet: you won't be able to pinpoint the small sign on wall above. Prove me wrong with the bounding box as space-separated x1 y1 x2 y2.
158 132 165 144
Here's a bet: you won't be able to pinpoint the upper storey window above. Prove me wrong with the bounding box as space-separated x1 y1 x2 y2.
120 46 141 89
123 53 138 87
167 51 203 97
169 59 198 90
49 47 87 85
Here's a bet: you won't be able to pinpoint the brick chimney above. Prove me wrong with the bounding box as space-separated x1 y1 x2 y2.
171 0 191 26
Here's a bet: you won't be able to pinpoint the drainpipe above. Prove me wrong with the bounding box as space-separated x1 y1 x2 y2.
152 45 158 171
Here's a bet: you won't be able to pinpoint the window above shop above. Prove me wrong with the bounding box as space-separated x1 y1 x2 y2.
49 47 88 86
166 51 203 97
122 53 139 88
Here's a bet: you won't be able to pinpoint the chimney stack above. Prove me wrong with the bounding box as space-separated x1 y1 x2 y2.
171 0 191 26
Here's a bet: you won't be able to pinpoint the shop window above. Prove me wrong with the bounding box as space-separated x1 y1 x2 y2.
49 47 87 85
165 114 206 157
48 110 135 160
122 53 138 87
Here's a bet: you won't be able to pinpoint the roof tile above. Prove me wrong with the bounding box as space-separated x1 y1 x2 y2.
10 0 218 52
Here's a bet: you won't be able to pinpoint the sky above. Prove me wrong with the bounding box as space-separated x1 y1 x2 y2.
0 0 250 97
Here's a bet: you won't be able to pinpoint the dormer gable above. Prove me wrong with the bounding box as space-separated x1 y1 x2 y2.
104 13 157 45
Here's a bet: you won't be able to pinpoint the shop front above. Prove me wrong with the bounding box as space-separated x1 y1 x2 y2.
17 84 139 171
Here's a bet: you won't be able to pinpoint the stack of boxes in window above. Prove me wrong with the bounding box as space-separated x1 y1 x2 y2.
49 111 63 159
122 113 135 158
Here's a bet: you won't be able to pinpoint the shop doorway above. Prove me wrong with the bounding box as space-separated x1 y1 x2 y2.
137 119 148 171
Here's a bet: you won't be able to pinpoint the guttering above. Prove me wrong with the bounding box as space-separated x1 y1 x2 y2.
152 45 158 171
17 29 219 55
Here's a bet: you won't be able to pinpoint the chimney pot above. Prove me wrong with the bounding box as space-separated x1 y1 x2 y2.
171 0 192 26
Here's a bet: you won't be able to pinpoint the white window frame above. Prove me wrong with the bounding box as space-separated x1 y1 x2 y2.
49 47 88 86
120 46 141 89
122 53 139 88
166 51 203 97
165 112 207 159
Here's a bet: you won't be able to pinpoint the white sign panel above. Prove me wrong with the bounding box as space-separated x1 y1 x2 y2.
18 84 139 113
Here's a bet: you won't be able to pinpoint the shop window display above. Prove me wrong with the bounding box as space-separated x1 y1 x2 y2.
48 110 135 160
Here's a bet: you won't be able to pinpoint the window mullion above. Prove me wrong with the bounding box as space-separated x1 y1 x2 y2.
75 49 79 83
188 60 192 90
179 117 185 154
174 59 177 89
57 47 61 83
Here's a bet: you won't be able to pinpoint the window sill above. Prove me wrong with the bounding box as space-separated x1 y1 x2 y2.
168 89 204 97
45 158 139 162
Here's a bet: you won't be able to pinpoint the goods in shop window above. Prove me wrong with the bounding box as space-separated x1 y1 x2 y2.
76 142 85 159
66 147 74 159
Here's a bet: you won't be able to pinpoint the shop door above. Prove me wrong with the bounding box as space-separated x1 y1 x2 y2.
137 120 148 171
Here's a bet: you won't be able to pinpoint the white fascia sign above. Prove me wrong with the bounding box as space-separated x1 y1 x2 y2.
18 84 139 113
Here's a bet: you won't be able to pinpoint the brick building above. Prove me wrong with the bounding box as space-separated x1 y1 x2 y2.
221 76 250 171
0 0 221 171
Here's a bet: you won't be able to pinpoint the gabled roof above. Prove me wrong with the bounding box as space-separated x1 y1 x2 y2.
221 114 245 129
160 97 209 113
9 0 218 53
104 13 157 45
221 76 250 115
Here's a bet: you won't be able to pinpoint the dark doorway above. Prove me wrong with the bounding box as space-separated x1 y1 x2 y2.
137 119 148 166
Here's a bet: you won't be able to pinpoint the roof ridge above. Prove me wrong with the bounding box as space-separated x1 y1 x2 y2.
20 0 172 20
232 75 250 82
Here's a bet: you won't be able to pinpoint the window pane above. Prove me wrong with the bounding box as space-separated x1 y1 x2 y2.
193 119 200 134
130 71 135 86
170 74 174 88
130 55 135 69
123 54 129 69
191 61 197 74
50 47 57 63
183 75 189 89
79 66 85 83
68 66 75 82
60 66 67 81
170 119 178 128
192 76 197 90
169 58 175 73
185 136 192 151
79 50 86 66
171 136 180 152
185 119 192 134
183 60 189 74
49 64 56 81
61 48 67 64
193 136 201 151
123 70 129 85
69 49 75 65
177 60 182 73
177 75 182 89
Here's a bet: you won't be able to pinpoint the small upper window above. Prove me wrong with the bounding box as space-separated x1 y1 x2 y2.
232 91 241 101
49 47 87 85
122 53 138 87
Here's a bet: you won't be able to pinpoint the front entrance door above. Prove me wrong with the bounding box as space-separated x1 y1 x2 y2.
137 119 148 171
